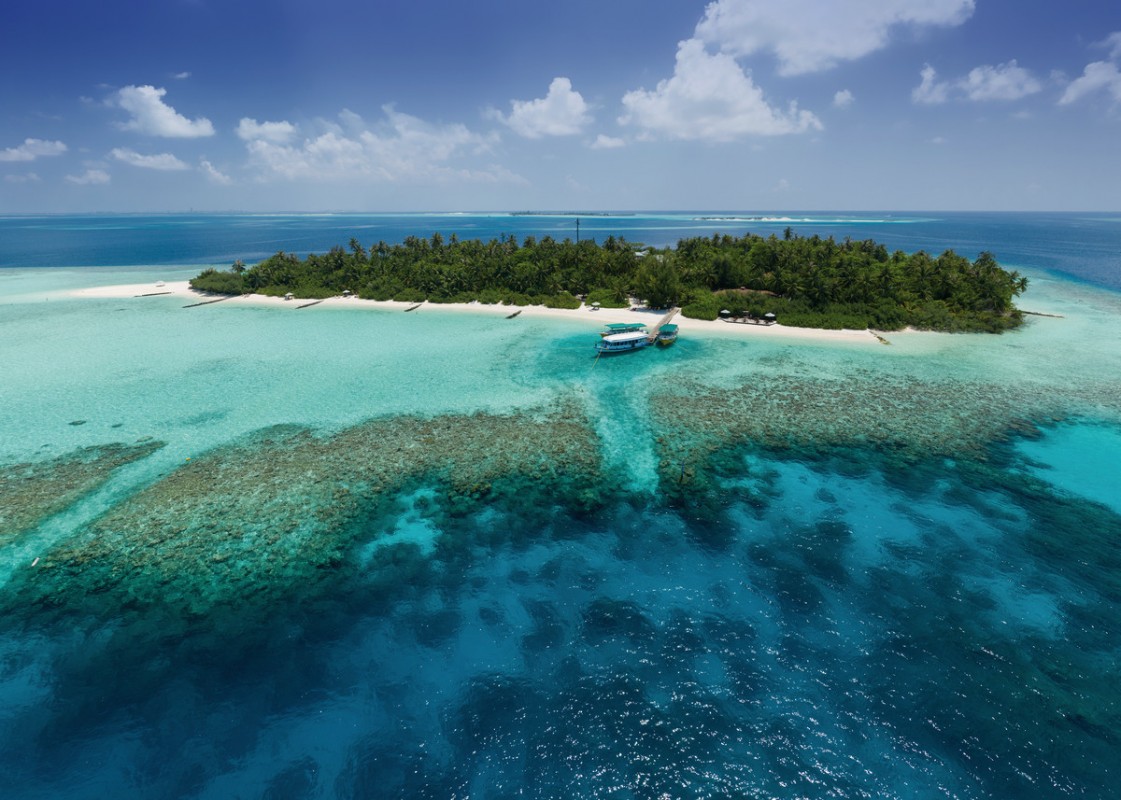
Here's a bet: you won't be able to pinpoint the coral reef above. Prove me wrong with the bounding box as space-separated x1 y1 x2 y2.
0 441 164 545
7 402 604 620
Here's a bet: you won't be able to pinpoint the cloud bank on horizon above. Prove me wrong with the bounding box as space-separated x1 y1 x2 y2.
2 0 1120 211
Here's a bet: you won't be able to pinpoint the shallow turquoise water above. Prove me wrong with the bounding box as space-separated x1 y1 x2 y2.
1016 421 1121 514
1 213 1120 798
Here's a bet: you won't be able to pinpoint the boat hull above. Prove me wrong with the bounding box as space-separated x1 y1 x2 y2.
595 340 649 354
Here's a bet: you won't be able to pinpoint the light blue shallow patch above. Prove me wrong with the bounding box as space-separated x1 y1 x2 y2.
1015 420 1121 514
357 487 443 561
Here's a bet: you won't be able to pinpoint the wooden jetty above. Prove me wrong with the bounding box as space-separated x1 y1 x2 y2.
183 295 240 309
404 302 423 312
646 307 680 343
296 299 325 309
134 291 173 297
505 309 522 319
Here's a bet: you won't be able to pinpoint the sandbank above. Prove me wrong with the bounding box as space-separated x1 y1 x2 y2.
65 280 885 345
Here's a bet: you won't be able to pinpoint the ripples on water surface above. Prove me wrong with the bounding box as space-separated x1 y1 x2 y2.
1 213 1120 798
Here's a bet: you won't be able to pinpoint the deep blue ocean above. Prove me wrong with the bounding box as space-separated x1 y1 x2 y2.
1 212 1120 799
3 211 1120 290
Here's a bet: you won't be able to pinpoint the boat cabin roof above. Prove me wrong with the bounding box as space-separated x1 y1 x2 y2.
659 323 678 333
603 322 647 332
602 331 650 343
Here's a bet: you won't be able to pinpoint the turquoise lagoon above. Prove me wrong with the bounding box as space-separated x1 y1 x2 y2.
1 213 1120 798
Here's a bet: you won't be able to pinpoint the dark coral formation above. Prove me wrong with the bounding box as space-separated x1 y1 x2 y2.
0 440 164 545
7 402 605 620
647 370 1121 498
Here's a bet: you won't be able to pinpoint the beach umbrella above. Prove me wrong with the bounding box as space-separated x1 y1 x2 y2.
719 309 730 317
591 301 601 309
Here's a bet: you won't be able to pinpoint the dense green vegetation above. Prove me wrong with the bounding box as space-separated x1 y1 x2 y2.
191 229 1028 332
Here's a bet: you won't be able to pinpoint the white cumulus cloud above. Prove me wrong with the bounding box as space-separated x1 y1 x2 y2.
590 134 625 149
4 172 41 183
695 0 975 76
959 60 1041 101
200 158 232 185
912 64 950 104
111 147 190 170
833 89 855 108
236 118 297 143
619 39 821 141
66 169 111 185
0 138 68 162
493 77 591 138
113 85 214 138
240 106 522 185
1059 61 1121 106
1100 31 1121 60
915 61 1043 104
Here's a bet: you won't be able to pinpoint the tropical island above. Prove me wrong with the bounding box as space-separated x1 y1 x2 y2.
191 229 1029 332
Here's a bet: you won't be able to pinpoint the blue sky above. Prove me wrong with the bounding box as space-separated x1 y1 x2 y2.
2 0 1119 212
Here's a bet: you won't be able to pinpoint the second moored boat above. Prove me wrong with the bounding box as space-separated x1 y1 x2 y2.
655 323 678 346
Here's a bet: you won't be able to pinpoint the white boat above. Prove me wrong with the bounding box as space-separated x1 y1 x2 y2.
595 330 650 354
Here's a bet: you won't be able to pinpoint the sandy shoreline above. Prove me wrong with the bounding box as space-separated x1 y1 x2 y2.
66 280 888 345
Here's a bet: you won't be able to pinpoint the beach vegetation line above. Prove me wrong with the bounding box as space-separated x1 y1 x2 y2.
191 230 1028 332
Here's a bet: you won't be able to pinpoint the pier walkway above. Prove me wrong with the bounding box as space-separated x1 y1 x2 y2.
646 307 680 343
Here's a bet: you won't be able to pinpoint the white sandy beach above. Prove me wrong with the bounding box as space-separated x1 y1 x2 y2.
66 280 886 345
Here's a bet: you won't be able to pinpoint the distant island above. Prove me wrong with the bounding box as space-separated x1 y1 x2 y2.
191 229 1028 333
508 211 631 217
